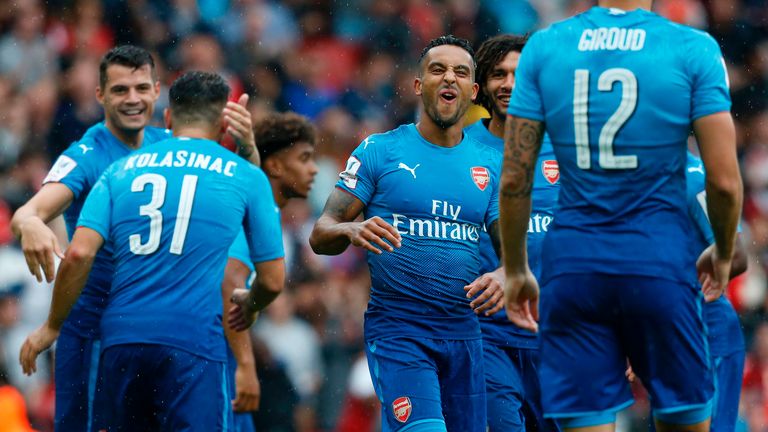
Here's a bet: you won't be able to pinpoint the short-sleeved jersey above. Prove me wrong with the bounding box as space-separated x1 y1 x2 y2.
686 153 744 356
337 124 501 341
42 123 171 338
508 6 731 284
464 119 560 348
228 229 256 273
77 137 284 361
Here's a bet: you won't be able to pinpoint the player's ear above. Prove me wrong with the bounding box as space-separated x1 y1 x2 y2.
414 77 422 96
263 157 281 178
95 85 105 105
152 81 160 101
471 82 479 101
163 108 172 129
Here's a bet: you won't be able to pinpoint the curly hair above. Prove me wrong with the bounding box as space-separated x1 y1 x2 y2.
255 112 316 162
474 34 528 113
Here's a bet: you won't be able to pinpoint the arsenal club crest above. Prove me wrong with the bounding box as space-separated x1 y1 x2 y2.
471 166 490 191
392 396 412 423
541 160 559 184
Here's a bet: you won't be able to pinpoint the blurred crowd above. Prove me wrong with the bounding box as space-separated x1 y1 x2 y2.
0 0 766 431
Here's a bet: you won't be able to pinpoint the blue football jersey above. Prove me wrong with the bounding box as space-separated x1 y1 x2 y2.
465 119 560 347
43 123 171 338
337 124 501 341
228 229 256 273
685 153 744 356
509 7 731 284
77 137 284 361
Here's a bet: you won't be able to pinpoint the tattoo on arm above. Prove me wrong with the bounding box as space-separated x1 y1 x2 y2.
320 189 364 222
501 117 545 199
488 220 501 259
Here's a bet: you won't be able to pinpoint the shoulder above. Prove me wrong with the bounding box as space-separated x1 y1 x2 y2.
467 134 503 165
144 126 173 143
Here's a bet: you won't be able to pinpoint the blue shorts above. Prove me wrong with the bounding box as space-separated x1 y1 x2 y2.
539 274 713 423
100 344 233 431
227 349 257 432
483 343 560 432
55 331 104 432
710 350 745 432
365 337 486 432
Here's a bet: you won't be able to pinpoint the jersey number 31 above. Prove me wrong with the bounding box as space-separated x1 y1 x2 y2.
129 173 198 255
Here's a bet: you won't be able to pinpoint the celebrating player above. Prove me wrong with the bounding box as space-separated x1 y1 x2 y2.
224 111 318 432
500 1 742 431
19 71 285 429
10 45 258 431
464 34 559 431
310 35 501 432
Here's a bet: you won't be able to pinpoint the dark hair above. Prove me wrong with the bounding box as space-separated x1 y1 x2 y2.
418 34 476 73
475 34 528 112
168 71 230 126
99 45 157 89
256 112 316 162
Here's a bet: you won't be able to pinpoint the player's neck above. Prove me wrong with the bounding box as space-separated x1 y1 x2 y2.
598 0 652 10
105 121 144 149
487 115 505 139
415 119 464 148
172 126 220 142
269 178 288 209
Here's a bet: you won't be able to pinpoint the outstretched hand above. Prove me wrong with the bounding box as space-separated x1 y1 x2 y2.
19 324 59 375
697 244 732 302
347 217 402 255
464 271 504 316
504 267 539 333
20 217 64 283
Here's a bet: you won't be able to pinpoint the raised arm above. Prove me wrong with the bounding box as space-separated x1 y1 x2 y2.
19 227 103 375
309 188 401 256
693 112 743 297
225 93 260 166
499 115 545 332
11 183 73 282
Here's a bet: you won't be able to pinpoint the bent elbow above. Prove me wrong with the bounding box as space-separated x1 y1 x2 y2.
65 242 97 265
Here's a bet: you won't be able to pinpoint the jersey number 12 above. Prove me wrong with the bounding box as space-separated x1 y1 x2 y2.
129 173 198 255
573 68 638 170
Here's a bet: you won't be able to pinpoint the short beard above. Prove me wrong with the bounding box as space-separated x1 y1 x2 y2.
425 104 464 130
492 100 507 121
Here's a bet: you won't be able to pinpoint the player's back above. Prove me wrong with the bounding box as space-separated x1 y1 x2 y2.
510 6 731 283
83 137 280 361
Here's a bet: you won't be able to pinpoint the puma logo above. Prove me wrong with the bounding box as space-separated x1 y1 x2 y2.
687 164 704 175
398 162 420 179
79 144 93 154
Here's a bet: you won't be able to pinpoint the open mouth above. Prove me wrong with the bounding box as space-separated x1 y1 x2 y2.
439 88 458 104
497 93 511 105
